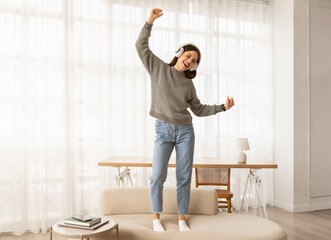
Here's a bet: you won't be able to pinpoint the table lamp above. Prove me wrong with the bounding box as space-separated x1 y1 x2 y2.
235 138 250 163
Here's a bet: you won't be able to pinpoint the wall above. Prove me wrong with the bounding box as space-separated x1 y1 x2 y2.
272 0 295 211
273 0 331 212
309 0 331 210
293 0 310 212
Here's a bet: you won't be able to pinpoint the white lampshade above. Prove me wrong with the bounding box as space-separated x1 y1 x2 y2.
235 138 250 163
235 138 250 151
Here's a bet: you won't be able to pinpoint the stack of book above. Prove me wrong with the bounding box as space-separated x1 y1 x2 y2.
58 215 109 230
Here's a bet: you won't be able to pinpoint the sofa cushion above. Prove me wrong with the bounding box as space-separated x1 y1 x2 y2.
95 213 287 240
99 187 218 215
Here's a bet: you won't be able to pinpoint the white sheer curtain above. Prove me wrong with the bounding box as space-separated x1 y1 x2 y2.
0 0 272 235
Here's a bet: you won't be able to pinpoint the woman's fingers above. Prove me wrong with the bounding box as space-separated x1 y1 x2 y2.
147 8 163 23
153 8 163 18
225 96 235 109
230 98 235 106
152 8 162 15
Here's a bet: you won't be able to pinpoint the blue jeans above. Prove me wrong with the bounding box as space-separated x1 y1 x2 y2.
150 119 195 215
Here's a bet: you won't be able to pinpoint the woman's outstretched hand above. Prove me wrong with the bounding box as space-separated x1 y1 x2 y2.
224 96 235 110
147 8 163 24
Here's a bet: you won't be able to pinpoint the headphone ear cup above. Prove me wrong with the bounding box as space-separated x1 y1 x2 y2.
189 63 198 71
175 47 184 58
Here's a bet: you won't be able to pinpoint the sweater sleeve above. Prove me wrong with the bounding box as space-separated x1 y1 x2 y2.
188 86 224 117
135 22 162 75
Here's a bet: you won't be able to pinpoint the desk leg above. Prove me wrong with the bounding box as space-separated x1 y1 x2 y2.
240 169 268 218
256 176 268 219
49 227 52 240
115 167 133 187
127 167 133 186
116 168 121 187
239 173 250 213
261 186 268 218
253 169 268 219
255 181 262 216
245 176 253 214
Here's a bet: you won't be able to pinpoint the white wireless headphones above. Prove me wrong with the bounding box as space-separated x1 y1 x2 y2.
175 43 200 71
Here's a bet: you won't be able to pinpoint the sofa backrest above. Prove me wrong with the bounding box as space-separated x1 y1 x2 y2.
99 187 218 215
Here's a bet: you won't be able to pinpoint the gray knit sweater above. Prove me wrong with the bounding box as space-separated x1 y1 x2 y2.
135 22 224 125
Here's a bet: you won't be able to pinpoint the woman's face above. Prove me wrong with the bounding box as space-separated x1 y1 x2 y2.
174 50 199 72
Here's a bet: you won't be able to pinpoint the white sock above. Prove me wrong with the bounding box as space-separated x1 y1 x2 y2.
153 219 165 232
178 220 190 232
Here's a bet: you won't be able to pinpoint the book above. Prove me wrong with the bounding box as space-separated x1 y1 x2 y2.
58 219 109 230
64 216 101 227
72 215 94 222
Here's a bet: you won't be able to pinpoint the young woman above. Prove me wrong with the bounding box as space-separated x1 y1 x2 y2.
135 8 235 232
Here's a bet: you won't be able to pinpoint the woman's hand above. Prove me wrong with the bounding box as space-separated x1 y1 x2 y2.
224 96 235 110
147 8 163 24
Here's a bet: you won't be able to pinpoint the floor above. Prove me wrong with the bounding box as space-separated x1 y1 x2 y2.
0 207 330 240
265 207 331 240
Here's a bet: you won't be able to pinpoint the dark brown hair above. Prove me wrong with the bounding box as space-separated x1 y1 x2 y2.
169 45 201 79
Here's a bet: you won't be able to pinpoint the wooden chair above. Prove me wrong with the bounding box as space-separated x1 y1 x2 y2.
195 168 233 213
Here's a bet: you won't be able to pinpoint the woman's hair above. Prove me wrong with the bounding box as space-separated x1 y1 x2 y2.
169 44 201 79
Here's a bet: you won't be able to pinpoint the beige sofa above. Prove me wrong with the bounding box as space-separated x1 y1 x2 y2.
98 187 287 240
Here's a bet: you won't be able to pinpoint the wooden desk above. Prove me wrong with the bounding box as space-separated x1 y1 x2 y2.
98 156 277 169
98 156 277 219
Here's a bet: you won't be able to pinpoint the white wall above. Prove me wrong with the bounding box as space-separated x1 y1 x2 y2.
293 0 310 212
309 0 331 210
272 0 295 211
273 0 331 212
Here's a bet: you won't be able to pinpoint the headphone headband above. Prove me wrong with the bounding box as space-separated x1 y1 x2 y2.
175 43 201 71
